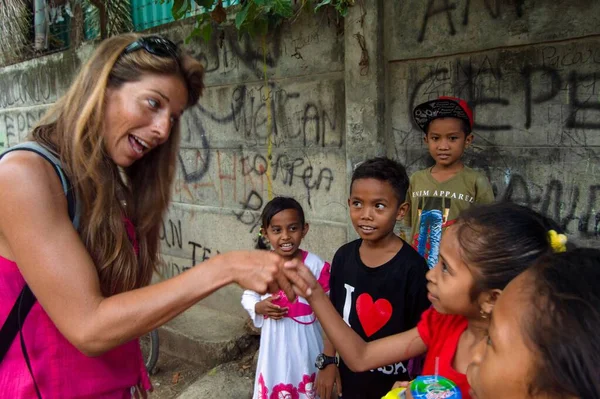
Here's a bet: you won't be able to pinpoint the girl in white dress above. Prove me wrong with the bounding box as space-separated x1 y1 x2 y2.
242 197 331 399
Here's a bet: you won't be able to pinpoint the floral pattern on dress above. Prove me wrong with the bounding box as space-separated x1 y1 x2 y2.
258 374 269 399
270 383 299 399
298 373 316 399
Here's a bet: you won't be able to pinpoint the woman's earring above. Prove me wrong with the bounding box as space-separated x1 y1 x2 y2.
480 309 489 319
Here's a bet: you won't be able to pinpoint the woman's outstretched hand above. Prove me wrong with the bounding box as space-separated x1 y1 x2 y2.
226 250 311 302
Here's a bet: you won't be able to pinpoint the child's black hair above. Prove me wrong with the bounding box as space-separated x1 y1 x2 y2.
424 118 472 137
350 157 409 205
523 248 600 399
454 202 565 298
256 196 306 250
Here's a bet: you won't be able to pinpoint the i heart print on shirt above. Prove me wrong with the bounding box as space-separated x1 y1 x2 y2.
356 293 393 337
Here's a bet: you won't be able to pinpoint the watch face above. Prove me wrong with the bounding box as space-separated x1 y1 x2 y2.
315 354 324 369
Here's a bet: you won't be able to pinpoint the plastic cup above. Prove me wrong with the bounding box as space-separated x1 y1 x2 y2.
409 375 462 399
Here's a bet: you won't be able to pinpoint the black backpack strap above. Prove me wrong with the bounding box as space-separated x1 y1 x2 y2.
0 142 79 367
0 285 36 361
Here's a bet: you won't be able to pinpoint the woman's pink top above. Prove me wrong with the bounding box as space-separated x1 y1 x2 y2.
0 220 151 398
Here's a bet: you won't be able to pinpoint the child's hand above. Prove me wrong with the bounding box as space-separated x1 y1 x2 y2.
316 364 342 399
391 381 413 399
255 295 288 320
283 258 319 299
224 250 301 302
392 381 410 390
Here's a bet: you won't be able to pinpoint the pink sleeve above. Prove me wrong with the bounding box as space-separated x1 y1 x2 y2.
317 262 331 294
416 307 436 346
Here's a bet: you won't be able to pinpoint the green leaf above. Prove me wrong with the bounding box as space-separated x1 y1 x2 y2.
336 4 349 17
235 2 252 29
193 0 216 8
179 0 350 42
187 16 213 43
314 0 331 11
171 0 188 20
272 0 294 17
185 29 197 44
199 22 213 42
172 0 184 14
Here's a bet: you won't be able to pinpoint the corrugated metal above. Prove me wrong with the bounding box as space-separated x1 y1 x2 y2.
131 0 240 32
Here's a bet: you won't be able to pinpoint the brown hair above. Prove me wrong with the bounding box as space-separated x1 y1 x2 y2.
350 157 409 204
31 33 204 296
523 249 600 398
454 202 559 298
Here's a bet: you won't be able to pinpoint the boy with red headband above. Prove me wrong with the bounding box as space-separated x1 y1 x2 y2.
408 97 494 269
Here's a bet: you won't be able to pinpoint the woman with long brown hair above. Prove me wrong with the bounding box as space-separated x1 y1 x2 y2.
0 33 300 398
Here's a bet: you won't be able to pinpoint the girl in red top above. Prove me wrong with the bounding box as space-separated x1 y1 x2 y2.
285 202 567 399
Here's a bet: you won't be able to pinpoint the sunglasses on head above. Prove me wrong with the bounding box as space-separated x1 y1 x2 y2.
122 36 180 63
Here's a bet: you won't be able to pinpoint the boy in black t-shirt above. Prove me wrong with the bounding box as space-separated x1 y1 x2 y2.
314 157 430 399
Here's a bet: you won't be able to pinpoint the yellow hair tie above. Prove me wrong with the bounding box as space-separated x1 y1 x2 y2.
548 230 567 253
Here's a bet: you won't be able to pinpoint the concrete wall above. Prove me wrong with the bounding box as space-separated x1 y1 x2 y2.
386 0 600 247
1 1 599 317
162 14 347 316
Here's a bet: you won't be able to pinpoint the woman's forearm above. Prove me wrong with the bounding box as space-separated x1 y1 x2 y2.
78 254 233 356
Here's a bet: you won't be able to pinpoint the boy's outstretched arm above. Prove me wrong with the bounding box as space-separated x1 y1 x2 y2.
285 260 428 372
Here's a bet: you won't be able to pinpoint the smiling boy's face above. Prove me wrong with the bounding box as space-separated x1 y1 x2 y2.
424 118 473 168
348 178 407 242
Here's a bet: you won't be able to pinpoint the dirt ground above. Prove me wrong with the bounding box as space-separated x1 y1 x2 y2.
147 352 204 399
148 345 258 399
145 320 259 398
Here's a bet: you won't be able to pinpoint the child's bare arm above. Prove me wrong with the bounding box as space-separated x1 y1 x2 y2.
322 333 336 357
241 290 266 327
286 260 427 372
316 335 341 399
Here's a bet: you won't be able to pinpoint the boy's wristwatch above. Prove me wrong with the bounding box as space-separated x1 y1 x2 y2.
315 353 339 370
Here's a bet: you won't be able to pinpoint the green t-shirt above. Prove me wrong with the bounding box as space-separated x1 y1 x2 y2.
406 166 494 268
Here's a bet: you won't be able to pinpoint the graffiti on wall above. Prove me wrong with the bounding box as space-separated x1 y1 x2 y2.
176 148 336 233
502 175 600 238
177 24 330 80
396 32 600 240
159 217 221 278
175 73 343 232
417 0 525 43
0 70 54 108
407 49 600 134
0 108 47 149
